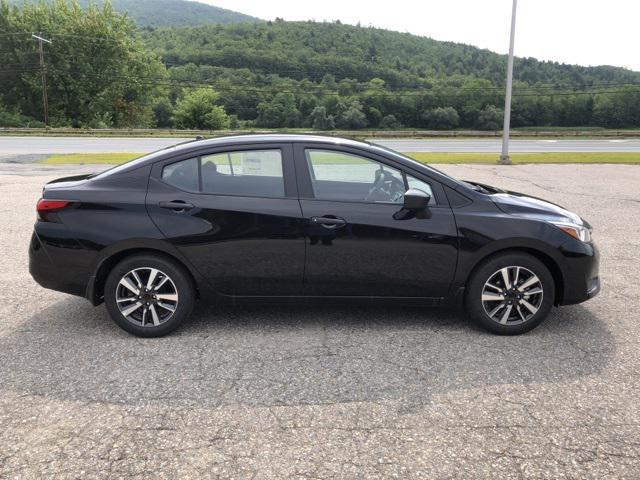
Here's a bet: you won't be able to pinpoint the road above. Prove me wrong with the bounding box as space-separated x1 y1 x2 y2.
2 136 640 157
1 162 639 478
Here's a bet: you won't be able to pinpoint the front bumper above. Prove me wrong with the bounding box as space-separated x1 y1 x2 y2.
558 239 600 306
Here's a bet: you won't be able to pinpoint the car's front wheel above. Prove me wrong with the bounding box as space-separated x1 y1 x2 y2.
104 254 195 337
465 252 555 335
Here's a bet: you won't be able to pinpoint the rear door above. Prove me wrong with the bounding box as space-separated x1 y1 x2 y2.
146 143 305 296
295 144 458 298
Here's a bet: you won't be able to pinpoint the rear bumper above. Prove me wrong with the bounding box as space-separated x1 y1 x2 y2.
29 227 92 298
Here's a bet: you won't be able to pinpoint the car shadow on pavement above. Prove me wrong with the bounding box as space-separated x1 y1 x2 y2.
0 298 615 408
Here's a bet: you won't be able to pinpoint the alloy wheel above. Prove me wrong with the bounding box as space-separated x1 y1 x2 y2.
115 267 179 327
481 266 543 325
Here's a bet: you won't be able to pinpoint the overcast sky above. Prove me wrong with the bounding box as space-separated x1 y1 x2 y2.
202 0 640 71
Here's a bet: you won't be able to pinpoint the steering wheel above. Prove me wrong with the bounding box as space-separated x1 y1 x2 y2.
364 168 405 202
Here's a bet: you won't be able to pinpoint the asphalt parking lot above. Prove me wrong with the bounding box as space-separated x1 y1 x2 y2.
1 163 639 479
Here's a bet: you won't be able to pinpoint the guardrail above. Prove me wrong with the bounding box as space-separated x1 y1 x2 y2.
2 127 640 138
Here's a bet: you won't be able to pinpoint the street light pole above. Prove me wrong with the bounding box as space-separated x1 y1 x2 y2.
31 33 52 126
499 0 518 165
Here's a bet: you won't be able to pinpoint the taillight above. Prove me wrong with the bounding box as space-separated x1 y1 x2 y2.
37 199 74 221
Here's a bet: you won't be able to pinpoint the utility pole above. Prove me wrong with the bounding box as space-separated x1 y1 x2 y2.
499 0 518 165
31 33 52 126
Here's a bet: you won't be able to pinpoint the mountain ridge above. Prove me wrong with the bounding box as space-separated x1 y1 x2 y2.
7 0 261 27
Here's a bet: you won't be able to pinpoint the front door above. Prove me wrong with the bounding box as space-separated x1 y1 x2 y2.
295 145 458 298
146 144 305 296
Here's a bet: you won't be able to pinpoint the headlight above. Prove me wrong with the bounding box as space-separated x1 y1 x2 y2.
549 221 592 243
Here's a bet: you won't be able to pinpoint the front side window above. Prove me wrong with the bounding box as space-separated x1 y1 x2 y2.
406 175 435 204
306 150 405 203
161 149 285 198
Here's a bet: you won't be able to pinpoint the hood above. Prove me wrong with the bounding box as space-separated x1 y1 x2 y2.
45 173 94 190
487 187 585 226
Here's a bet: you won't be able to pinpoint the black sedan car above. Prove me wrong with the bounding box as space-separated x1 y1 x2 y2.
30 135 599 337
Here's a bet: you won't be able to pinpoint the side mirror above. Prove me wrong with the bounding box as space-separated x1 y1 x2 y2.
393 188 431 220
403 188 431 210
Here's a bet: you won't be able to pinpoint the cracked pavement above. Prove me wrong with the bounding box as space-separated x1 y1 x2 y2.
0 163 639 479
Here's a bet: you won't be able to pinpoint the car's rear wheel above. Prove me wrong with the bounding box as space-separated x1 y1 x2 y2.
465 252 555 335
104 254 195 337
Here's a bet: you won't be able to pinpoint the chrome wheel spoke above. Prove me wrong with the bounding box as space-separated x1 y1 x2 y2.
488 302 506 318
524 287 543 296
156 293 178 302
499 305 513 324
154 276 169 291
485 282 502 292
121 301 143 317
116 297 136 303
157 302 175 313
119 277 139 296
516 305 527 322
149 305 160 326
146 268 159 290
521 298 539 315
518 275 539 291
500 268 511 289
482 292 503 301
131 270 143 289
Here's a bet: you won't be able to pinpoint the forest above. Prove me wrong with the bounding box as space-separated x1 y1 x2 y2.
2 0 640 130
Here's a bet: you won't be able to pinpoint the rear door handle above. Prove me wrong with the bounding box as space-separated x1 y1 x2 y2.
310 216 347 228
159 200 195 211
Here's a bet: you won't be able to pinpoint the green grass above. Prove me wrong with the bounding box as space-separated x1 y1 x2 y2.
405 152 640 164
43 153 142 164
42 151 640 165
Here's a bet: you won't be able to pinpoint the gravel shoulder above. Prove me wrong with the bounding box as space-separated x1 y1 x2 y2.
0 164 639 479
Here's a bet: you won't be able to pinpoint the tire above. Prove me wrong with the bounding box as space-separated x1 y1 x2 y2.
465 252 555 335
104 254 195 337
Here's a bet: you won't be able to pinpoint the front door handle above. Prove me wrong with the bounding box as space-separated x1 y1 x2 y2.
310 216 347 228
159 200 195 211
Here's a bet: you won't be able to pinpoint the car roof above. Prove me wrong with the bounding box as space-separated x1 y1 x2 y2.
178 133 371 150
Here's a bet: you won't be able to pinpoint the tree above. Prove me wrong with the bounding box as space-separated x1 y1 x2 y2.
379 114 401 129
308 106 335 130
0 0 166 127
255 92 301 128
173 88 230 129
422 107 460 130
475 105 503 130
152 97 174 128
335 101 367 129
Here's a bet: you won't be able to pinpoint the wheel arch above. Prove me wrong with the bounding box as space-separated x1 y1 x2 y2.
86 242 203 305
464 247 565 306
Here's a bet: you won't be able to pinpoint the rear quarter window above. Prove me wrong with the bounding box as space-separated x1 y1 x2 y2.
161 157 199 191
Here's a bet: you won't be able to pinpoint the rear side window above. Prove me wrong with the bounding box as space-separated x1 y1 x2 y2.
201 150 284 197
162 149 285 198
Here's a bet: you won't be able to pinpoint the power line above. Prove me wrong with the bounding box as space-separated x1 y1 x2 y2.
3 60 640 97
21 65 640 100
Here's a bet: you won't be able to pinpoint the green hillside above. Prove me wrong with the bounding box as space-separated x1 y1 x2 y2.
146 20 640 88
143 21 640 129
